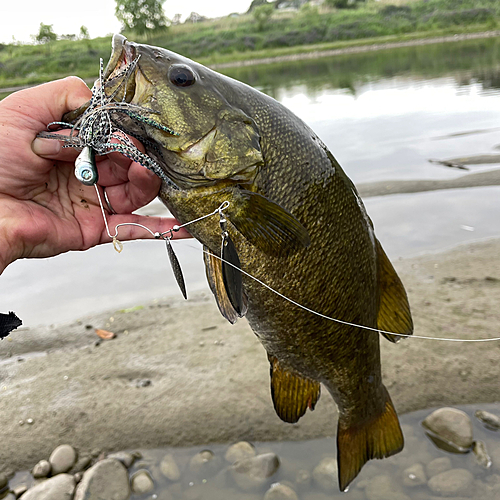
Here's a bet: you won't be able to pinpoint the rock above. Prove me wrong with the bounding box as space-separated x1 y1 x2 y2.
3 494 15 500
422 408 473 452
73 458 130 500
475 409 500 430
231 453 280 491
189 450 220 477
12 485 28 497
365 475 411 500
0 473 8 490
159 454 181 482
18 474 75 500
72 456 92 474
49 445 78 475
32 460 51 478
402 463 427 487
295 469 311 488
107 452 136 469
312 457 337 491
473 440 492 468
264 483 299 500
225 442 256 463
426 457 452 478
130 470 154 494
427 468 473 496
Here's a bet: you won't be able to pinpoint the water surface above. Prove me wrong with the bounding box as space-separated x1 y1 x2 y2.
2 38 500 326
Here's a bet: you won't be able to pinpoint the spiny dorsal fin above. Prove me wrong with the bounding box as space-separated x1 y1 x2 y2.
227 189 310 256
376 239 413 343
269 355 321 424
203 246 247 324
337 386 404 491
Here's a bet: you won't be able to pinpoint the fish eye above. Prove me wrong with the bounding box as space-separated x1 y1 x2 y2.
168 65 196 87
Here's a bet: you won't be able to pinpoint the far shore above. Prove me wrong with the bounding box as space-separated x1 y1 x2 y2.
1 30 499 95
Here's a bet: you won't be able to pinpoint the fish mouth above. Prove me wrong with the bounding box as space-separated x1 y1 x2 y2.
102 34 139 103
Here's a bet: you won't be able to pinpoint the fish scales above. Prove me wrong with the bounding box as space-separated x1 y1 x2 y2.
66 34 413 491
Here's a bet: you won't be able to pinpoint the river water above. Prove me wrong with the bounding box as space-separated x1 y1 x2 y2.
1 37 500 326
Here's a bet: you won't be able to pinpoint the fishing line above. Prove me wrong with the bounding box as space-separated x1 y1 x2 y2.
39 57 499 344
96 191 500 344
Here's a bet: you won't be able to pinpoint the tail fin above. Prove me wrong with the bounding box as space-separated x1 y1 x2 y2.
337 387 403 491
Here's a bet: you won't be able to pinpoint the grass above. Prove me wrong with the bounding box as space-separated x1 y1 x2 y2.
1 0 500 89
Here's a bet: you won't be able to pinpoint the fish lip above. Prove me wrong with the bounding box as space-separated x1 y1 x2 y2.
104 34 137 81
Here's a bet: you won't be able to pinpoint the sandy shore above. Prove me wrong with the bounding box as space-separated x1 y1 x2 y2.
1 237 500 477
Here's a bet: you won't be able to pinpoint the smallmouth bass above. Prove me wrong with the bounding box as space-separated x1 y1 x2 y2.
71 34 414 491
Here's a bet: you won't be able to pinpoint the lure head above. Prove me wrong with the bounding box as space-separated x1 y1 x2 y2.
74 146 98 186
102 34 263 188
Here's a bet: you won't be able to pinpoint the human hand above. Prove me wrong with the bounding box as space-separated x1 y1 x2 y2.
0 77 190 274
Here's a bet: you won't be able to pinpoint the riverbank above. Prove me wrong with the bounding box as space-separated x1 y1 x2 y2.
1 237 500 477
1 30 500 97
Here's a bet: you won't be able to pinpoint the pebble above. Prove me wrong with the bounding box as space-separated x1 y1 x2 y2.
73 458 130 500
426 456 452 478
189 450 220 477
12 485 28 497
427 468 473 496
107 452 136 469
18 474 75 500
131 470 154 494
225 442 256 463
473 440 492 468
32 460 51 478
71 456 92 474
475 409 500 430
422 407 473 452
264 483 299 500
295 469 311 488
402 463 426 487
159 454 181 482
230 453 280 490
365 475 411 500
2 494 15 500
312 457 337 491
49 444 78 475
0 473 8 490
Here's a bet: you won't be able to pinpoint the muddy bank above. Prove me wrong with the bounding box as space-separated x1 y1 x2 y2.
1 238 500 476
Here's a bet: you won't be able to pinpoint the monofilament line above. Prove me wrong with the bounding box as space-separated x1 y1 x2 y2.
200 247 500 344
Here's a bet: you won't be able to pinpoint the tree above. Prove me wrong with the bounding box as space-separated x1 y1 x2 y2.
247 0 270 13
79 26 90 39
35 23 57 45
115 0 168 36
252 4 274 31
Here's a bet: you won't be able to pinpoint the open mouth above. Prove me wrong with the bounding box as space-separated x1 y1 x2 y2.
102 34 138 103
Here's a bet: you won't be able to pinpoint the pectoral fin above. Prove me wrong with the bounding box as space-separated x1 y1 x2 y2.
376 239 413 343
203 246 247 324
228 189 310 255
269 355 321 424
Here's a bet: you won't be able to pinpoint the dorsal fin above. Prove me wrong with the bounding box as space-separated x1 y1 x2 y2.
268 355 321 424
203 246 247 324
376 239 413 343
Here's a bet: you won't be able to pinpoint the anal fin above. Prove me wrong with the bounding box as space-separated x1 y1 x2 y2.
376 239 413 343
337 386 403 491
269 356 321 424
204 246 247 324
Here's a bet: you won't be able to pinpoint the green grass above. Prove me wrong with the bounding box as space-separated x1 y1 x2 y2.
1 0 500 89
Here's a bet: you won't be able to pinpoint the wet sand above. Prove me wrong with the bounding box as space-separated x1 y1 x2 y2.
1 236 500 477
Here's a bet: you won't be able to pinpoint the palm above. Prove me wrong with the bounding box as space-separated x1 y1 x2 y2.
0 77 189 273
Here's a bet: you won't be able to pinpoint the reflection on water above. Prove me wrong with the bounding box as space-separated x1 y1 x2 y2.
1 38 500 326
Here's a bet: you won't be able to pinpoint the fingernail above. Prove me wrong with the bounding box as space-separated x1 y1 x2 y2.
32 138 62 157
